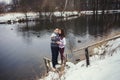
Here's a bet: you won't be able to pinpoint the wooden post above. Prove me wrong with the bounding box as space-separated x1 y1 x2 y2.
85 47 90 67
43 57 51 73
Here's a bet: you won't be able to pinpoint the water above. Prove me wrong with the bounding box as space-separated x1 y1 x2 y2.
0 14 120 80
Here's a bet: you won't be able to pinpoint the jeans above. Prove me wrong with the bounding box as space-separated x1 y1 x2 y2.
51 46 59 68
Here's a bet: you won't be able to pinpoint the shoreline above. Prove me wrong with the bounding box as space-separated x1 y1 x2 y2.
0 10 119 24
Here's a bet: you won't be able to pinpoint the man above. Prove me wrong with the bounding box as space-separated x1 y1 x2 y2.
50 28 60 69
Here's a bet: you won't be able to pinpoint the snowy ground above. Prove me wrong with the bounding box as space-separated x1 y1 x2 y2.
0 11 79 23
0 10 119 23
80 10 120 15
0 12 39 23
40 37 120 80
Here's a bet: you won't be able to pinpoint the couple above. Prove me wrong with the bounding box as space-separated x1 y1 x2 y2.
50 28 66 69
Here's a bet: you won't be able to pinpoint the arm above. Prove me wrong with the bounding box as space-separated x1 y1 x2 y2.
57 37 66 45
51 33 56 41
63 38 66 45
50 33 56 38
51 33 59 43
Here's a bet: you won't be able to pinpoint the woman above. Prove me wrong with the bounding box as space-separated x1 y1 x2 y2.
57 29 66 64
50 28 59 68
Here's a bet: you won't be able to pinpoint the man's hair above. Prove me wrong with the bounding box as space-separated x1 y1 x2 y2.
54 28 59 32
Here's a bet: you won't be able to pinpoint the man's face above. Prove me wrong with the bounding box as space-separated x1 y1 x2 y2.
54 28 59 33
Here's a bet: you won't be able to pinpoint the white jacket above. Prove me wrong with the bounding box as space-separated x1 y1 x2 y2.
59 37 66 48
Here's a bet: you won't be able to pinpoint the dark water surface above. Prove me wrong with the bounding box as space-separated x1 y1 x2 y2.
0 14 120 80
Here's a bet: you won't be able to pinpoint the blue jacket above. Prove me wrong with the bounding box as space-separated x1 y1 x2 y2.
51 33 59 47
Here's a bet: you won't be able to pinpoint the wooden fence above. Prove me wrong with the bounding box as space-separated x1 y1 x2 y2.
74 34 120 67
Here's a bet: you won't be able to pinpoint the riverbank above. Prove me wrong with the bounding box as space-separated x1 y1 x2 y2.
0 12 119 80
0 10 119 24
0 11 79 24
39 36 120 80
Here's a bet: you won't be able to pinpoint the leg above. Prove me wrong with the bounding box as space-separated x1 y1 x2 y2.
56 47 59 64
51 46 59 68
59 48 65 64
51 46 56 68
54 47 59 65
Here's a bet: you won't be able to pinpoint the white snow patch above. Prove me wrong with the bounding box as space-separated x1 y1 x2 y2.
40 38 120 80
0 12 39 22
0 11 79 23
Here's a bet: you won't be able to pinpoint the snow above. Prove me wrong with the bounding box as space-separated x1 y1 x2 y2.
0 11 79 23
40 38 120 80
80 10 120 15
0 12 39 23
53 11 78 17
43 71 59 80
0 10 119 23
0 0 12 4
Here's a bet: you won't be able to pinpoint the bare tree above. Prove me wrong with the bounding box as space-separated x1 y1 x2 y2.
11 0 19 11
63 0 68 11
0 2 6 13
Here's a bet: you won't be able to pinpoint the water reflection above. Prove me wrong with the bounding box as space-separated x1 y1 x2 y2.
0 14 120 80
17 13 120 38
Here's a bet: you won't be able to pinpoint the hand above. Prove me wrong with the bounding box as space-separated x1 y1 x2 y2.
56 41 61 44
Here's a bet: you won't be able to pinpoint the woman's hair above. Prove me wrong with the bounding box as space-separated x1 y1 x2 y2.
59 28 65 38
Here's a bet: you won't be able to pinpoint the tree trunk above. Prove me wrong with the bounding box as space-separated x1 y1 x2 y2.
63 0 68 12
24 12 28 22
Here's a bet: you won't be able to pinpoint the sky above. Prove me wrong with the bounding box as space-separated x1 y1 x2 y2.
0 0 12 4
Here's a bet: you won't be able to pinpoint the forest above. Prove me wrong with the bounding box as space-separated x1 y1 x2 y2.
0 0 120 13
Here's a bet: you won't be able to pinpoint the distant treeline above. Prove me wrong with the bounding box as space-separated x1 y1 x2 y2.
0 0 120 13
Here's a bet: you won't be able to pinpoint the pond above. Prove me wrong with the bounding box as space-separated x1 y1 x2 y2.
0 14 120 80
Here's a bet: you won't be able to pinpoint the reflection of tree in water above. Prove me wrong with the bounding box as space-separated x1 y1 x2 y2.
16 14 120 44
67 33 76 62
57 14 120 38
16 21 54 43
87 13 120 37
17 21 52 35
113 13 120 28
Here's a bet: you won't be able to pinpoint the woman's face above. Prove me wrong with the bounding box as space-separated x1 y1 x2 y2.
58 29 61 34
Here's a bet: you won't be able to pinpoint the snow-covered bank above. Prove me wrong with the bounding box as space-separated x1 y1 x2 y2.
0 12 39 23
0 11 79 23
0 10 119 23
40 37 120 80
81 10 120 15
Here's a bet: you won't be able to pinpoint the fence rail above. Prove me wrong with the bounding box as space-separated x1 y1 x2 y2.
74 34 120 52
74 34 120 67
